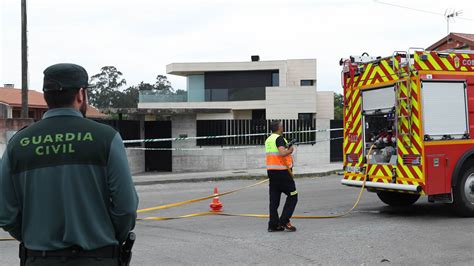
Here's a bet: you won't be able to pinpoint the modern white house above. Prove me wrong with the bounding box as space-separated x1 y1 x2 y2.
135 57 335 173
139 57 334 120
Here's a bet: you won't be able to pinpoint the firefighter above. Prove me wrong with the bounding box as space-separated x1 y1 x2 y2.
265 120 298 232
0 63 139 265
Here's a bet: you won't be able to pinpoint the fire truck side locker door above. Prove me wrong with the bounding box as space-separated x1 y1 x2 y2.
425 154 447 195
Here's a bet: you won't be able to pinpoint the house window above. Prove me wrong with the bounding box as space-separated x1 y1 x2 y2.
300 80 314 86
271 72 279 87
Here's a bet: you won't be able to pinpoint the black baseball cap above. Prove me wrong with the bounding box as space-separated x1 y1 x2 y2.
43 63 89 92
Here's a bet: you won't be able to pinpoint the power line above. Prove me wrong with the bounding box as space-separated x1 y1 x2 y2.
374 0 473 21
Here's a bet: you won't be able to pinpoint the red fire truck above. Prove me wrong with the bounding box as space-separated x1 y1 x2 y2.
340 49 474 216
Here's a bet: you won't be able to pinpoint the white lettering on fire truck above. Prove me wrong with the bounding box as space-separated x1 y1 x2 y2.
462 59 474 66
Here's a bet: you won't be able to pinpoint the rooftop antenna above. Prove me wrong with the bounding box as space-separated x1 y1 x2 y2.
444 9 463 49
445 9 463 34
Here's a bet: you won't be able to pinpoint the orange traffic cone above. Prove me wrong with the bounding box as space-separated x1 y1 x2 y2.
209 187 223 212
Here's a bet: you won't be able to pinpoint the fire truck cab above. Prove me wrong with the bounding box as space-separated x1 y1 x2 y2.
340 49 474 216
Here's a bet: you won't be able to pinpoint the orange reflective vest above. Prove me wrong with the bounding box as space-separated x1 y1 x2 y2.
265 133 293 170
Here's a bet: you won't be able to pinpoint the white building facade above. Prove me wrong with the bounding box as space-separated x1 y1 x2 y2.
139 58 334 120
137 58 335 172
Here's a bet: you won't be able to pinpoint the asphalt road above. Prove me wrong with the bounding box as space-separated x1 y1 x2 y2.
1 175 473 265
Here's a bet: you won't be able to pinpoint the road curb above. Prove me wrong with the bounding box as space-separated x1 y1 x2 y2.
134 169 340 186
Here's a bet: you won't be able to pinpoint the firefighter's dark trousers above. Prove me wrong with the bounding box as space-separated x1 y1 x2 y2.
268 170 298 228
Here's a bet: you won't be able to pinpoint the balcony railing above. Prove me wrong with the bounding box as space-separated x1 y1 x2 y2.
139 90 187 103
139 87 266 103
205 87 265 101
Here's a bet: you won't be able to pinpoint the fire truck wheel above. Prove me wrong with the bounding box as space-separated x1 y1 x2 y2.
453 167 474 217
376 191 420 207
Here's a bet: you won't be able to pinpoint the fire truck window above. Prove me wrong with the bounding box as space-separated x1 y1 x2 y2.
362 86 395 112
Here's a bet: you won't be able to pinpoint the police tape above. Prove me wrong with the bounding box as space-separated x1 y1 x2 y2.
123 128 343 144
294 137 343 145
125 137 344 151
126 146 257 151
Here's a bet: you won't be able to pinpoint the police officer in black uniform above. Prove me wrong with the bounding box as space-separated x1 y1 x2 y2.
0 63 139 265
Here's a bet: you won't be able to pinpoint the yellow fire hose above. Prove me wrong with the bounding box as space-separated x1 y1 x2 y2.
137 179 270 213
138 145 375 221
1 146 375 240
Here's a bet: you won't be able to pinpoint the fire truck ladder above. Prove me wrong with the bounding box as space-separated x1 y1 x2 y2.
392 48 425 148
392 51 413 147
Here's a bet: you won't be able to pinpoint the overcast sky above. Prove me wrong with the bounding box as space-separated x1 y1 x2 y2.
1 0 473 94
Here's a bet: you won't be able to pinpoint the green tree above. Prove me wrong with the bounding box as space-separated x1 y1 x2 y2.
139 75 184 97
137 81 155 91
88 69 183 109
89 66 127 108
116 86 139 108
334 93 344 120
154 75 173 93
174 89 187 95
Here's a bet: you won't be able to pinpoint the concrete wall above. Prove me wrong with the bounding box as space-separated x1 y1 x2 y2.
232 110 252 119
196 112 233 120
173 146 265 172
316 91 335 120
265 86 317 119
169 115 330 172
172 113 252 172
292 119 330 167
126 149 145 175
171 113 204 172
171 139 330 172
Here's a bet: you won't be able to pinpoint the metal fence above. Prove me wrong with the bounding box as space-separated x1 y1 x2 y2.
94 119 141 147
196 119 316 146
330 120 343 162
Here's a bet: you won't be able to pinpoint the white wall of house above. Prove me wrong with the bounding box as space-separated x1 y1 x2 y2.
166 58 316 88
265 86 317 119
285 59 317 87
316 91 335 120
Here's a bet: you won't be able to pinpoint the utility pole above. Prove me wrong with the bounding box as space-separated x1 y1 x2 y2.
21 0 28 118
